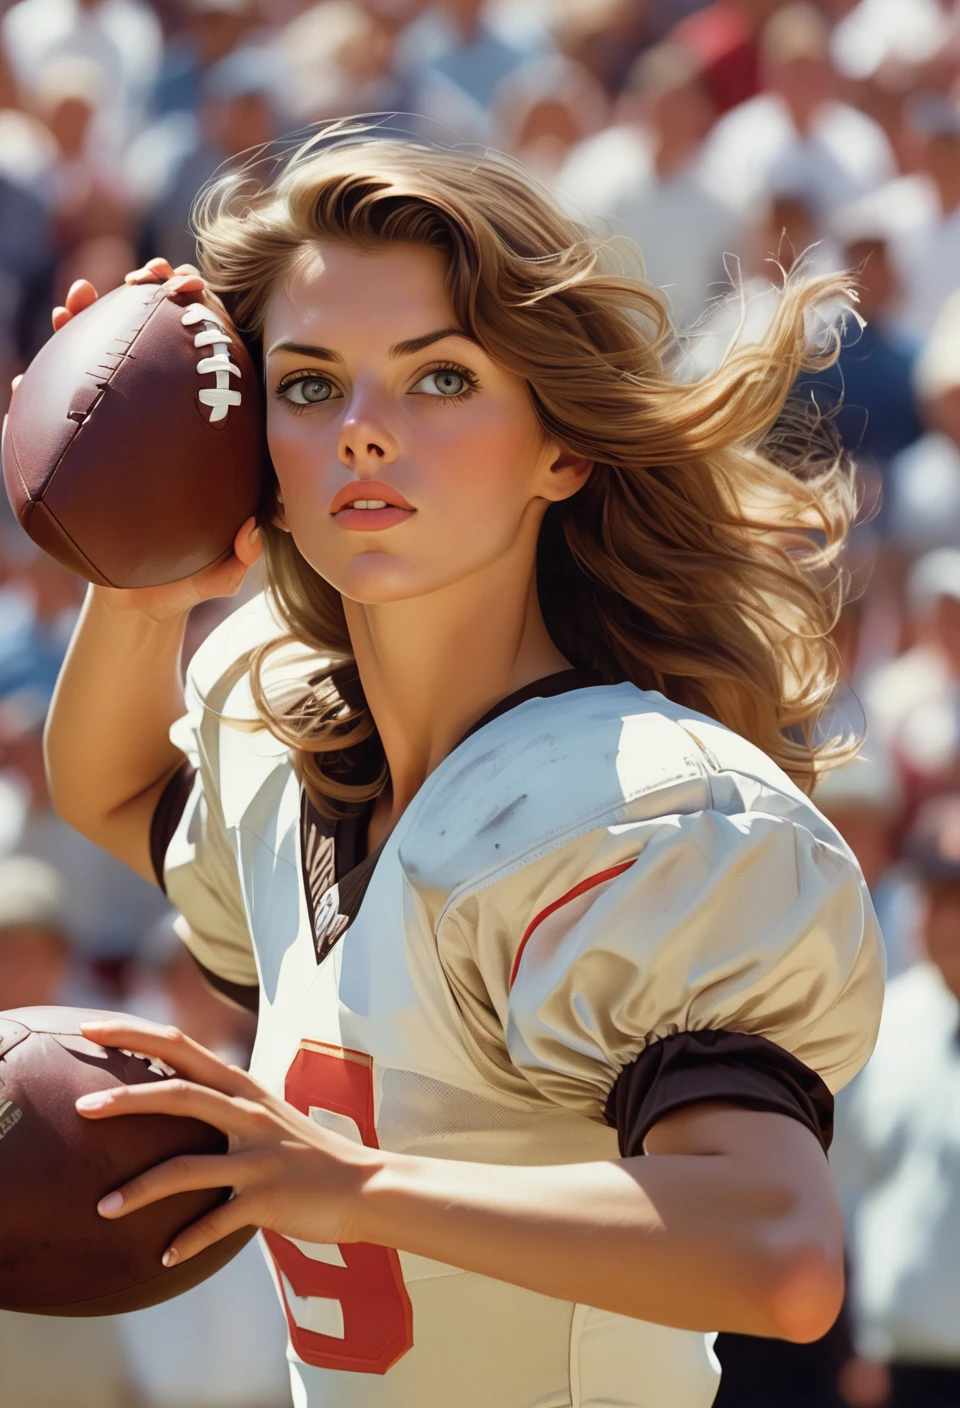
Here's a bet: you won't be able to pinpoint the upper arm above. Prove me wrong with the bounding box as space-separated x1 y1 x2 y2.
73 767 184 886
645 1102 845 1271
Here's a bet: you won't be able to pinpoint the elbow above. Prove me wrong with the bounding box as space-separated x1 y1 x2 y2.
756 1241 845 1344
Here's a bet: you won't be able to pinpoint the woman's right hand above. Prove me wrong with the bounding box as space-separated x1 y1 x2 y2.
16 258 263 623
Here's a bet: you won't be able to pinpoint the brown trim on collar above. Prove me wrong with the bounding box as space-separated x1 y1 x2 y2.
457 668 605 748
298 666 605 966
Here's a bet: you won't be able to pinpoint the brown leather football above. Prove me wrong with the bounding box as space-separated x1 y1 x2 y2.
0 1006 254 1316
1 282 266 588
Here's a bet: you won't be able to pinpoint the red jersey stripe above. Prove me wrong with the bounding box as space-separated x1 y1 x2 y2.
508 858 636 991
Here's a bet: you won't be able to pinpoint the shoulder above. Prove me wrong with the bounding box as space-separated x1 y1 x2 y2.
184 592 284 706
399 681 839 903
176 592 336 830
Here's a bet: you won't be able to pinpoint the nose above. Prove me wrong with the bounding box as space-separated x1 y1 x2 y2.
337 391 399 474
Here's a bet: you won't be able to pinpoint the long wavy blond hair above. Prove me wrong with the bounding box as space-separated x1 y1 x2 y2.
193 124 860 814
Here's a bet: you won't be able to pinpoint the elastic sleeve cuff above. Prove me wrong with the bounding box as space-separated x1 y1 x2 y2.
149 761 197 892
604 1029 834 1156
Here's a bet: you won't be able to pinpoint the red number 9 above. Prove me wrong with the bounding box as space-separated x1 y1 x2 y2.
262 1041 414 1374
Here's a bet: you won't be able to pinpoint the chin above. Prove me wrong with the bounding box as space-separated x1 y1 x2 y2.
321 553 437 606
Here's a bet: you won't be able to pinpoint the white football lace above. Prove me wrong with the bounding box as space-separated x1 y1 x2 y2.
181 302 242 423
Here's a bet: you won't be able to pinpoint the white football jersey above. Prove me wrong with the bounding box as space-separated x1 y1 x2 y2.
159 593 884 1408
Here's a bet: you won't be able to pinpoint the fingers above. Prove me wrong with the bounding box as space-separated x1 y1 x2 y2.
75 1073 269 1140
125 257 174 284
52 280 97 331
162 1191 256 1268
96 1148 274 1220
78 1018 256 1098
124 258 205 295
233 517 262 568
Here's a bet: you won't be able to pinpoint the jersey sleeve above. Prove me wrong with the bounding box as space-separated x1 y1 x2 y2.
149 594 289 990
438 800 884 1143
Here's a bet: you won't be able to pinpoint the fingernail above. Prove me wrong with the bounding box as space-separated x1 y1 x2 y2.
98 1192 123 1216
67 280 87 297
165 275 191 291
162 1248 179 1268
76 1091 111 1110
250 526 260 543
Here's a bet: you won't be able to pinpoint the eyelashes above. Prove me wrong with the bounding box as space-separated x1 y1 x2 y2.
273 361 481 414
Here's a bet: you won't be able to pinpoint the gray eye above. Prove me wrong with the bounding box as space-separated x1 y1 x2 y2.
415 370 468 397
283 377 337 404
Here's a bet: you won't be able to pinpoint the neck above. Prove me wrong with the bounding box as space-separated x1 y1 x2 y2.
343 538 570 836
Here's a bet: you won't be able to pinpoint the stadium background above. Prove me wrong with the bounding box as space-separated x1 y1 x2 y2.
0 0 959 1404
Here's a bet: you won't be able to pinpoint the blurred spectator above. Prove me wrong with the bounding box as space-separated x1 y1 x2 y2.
885 290 960 553
670 0 781 115
0 549 82 713
0 169 56 381
700 3 895 220
888 92 960 343
834 793 960 1408
864 549 960 813
136 45 286 269
796 203 922 514
117 912 291 1408
29 57 134 250
401 0 536 112
551 0 651 99
0 853 69 1007
493 54 607 181
565 41 741 328
152 0 258 117
830 0 953 85
1 0 163 131
558 39 743 327
676 186 841 379
0 852 134 1408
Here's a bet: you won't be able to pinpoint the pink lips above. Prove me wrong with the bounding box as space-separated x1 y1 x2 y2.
329 479 415 532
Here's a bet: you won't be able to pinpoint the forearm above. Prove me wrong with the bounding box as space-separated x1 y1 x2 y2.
45 585 188 829
356 1146 842 1341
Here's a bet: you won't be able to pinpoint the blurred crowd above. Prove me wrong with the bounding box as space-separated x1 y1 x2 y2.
3 0 960 1405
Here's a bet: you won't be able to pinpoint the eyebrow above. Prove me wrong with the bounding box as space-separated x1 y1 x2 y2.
266 327 477 362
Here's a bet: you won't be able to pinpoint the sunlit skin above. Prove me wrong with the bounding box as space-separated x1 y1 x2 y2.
262 242 594 842
44 255 844 1342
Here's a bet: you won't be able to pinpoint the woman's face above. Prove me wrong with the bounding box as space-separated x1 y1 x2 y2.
262 241 585 604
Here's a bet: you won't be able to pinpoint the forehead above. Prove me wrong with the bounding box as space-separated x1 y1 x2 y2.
264 241 455 347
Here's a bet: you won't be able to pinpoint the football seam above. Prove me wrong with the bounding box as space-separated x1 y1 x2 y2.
33 501 117 587
39 289 174 504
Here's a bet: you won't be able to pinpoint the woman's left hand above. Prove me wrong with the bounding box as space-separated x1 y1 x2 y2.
76 1018 380 1268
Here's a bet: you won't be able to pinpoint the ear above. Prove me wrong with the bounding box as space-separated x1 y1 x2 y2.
540 444 594 504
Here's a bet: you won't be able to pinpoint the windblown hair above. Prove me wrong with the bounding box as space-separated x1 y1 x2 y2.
193 123 860 813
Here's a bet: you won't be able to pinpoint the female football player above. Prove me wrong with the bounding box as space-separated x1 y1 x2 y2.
45 129 883 1408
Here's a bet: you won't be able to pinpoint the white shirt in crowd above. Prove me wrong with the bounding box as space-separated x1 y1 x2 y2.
833 962 960 1364
891 203 960 344
699 92 895 219
1 0 161 123
555 126 742 330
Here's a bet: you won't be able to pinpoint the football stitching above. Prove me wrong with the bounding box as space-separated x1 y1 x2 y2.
181 303 242 424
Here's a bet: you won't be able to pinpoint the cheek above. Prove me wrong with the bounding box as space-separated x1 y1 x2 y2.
423 404 541 524
266 411 339 515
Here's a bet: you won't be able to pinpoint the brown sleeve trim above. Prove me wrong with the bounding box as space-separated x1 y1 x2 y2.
604 1029 834 1156
188 952 260 1016
149 761 197 893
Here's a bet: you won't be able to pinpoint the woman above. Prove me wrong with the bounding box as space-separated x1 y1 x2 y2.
45 130 883 1408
